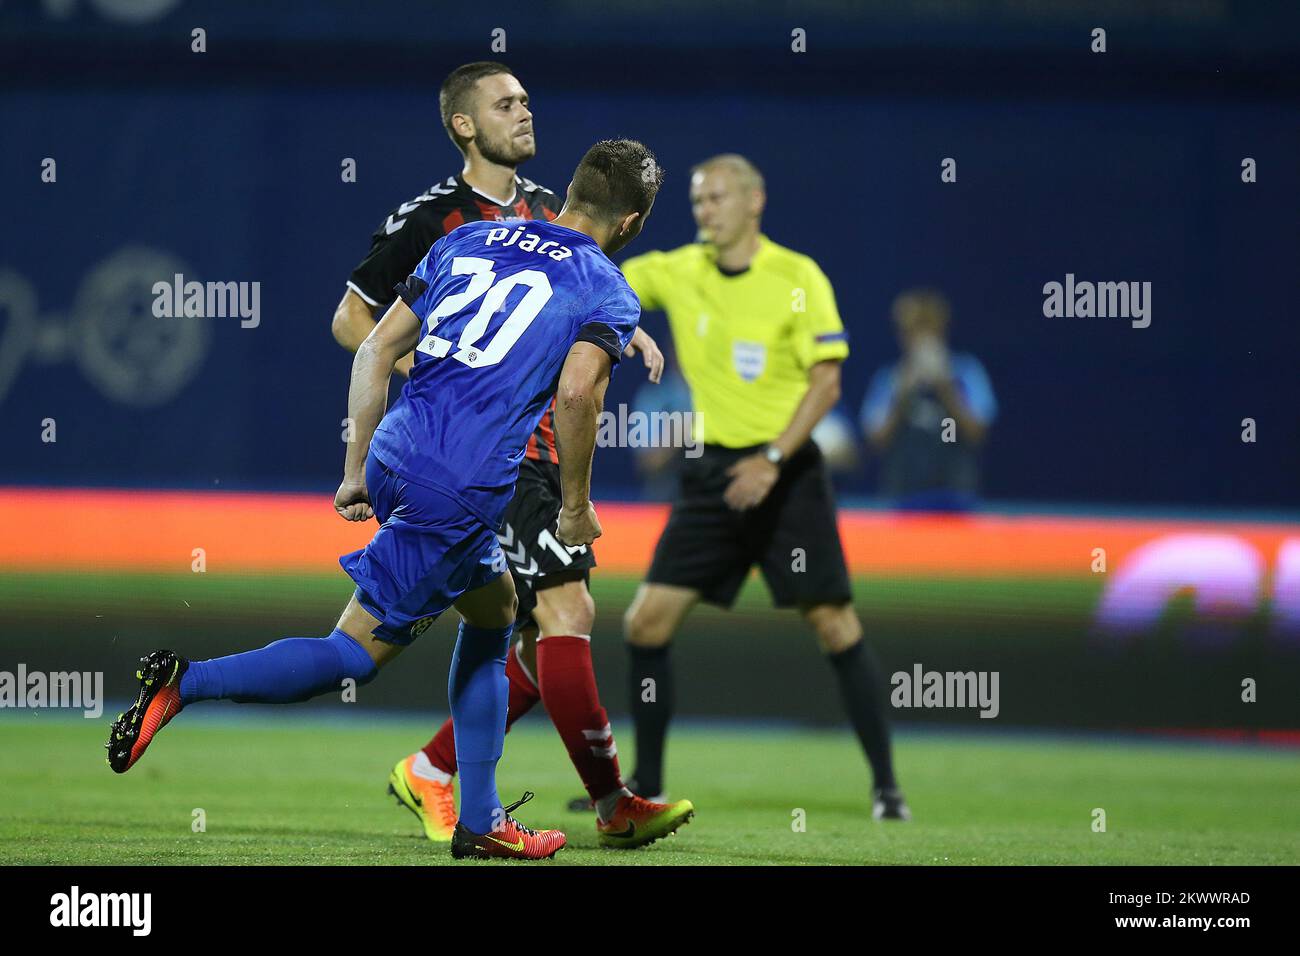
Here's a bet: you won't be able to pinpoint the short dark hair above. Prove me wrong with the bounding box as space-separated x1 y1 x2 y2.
568 139 664 221
439 61 514 149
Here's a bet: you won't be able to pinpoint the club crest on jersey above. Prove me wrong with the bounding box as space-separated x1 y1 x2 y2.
732 341 767 382
484 225 573 261
409 617 437 639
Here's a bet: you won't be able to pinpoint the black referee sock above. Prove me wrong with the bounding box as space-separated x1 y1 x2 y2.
627 643 673 796
827 639 898 790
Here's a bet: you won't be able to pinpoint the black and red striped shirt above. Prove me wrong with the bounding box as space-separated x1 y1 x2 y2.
347 173 563 462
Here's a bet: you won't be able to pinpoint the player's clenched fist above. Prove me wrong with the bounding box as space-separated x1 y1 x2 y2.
334 476 374 522
557 502 602 547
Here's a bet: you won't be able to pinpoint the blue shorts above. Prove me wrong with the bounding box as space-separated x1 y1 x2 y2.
339 452 507 645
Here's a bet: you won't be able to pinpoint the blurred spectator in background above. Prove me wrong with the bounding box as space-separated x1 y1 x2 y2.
860 289 996 511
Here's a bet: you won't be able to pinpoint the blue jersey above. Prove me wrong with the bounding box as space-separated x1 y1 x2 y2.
370 219 640 529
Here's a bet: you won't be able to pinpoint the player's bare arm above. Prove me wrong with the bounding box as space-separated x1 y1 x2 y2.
330 287 379 351
723 359 843 511
332 288 417 378
553 340 613 547
624 325 664 383
335 299 422 521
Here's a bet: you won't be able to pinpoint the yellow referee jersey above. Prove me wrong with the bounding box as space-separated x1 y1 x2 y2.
621 235 849 448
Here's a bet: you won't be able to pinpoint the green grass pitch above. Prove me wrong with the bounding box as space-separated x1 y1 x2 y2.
1 714 1296 865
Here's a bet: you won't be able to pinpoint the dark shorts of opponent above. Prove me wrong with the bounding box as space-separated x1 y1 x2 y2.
646 441 852 609
499 457 598 630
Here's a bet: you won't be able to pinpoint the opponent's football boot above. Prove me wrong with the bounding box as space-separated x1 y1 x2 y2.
596 793 695 849
388 754 458 842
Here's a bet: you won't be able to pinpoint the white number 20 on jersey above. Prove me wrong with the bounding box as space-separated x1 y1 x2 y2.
416 256 553 368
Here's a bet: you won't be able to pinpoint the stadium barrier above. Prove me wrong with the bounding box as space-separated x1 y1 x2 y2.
2 488 1295 732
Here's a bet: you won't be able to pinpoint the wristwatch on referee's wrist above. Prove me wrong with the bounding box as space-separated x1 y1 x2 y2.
763 444 785 467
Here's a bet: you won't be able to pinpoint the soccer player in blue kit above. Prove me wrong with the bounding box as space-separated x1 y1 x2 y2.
106 140 666 861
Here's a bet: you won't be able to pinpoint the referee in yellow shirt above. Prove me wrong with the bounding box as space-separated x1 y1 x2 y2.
617 155 908 820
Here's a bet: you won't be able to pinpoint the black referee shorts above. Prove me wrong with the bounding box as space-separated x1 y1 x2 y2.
499 457 596 630
646 441 852 609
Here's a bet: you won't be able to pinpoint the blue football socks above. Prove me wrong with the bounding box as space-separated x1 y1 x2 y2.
447 621 513 834
179 628 378 705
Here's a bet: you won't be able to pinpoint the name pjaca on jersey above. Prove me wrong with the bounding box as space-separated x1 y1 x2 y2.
484 224 572 261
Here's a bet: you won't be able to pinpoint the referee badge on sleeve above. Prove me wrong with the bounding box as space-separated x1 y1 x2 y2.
732 340 767 382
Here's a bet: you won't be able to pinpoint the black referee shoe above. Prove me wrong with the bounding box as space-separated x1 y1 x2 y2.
872 787 912 821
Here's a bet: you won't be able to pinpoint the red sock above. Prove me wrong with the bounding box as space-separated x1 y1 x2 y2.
421 641 541 775
536 634 624 801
